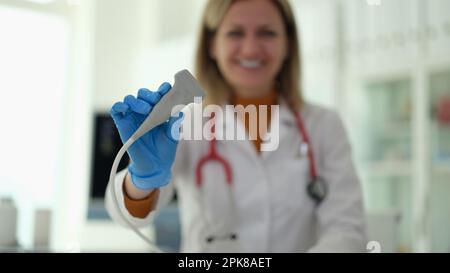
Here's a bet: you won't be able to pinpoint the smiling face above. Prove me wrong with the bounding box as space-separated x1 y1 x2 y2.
210 0 289 98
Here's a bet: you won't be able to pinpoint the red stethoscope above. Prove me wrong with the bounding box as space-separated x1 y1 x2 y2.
195 110 327 204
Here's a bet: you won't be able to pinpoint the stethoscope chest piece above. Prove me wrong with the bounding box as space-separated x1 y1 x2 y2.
307 178 327 204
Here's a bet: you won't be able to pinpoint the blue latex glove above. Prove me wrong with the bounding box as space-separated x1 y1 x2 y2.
110 82 184 190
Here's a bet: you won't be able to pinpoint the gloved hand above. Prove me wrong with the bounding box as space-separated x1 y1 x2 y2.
110 82 184 190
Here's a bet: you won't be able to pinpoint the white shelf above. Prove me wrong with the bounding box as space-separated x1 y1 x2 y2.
359 160 450 181
431 162 450 178
359 160 412 179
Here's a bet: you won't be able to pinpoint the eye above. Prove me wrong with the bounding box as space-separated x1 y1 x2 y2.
226 30 244 38
259 30 277 38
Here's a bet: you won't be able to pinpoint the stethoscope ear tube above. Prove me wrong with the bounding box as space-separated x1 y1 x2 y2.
196 139 233 187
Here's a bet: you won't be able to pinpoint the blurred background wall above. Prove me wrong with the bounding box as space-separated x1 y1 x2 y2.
0 0 449 252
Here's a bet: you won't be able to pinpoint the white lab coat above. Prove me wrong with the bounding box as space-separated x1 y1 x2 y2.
105 101 367 253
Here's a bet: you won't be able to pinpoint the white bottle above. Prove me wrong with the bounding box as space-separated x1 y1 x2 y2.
0 197 18 248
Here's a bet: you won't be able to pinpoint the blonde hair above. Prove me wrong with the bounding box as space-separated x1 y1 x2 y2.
194 0 302 111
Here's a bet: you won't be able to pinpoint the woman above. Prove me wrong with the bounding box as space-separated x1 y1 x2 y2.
106 0 366 252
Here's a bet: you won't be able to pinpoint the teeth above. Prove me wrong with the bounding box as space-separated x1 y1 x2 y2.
239 59 262 68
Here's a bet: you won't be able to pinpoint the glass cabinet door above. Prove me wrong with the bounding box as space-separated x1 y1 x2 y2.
351 73 450 253
429 70 450 252
355 78 413 252
364 80 412 163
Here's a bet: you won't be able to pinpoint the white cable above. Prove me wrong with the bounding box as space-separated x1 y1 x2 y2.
109 136 165 253
107 70 205 252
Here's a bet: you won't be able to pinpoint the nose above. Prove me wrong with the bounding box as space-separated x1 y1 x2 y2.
240 34 261 57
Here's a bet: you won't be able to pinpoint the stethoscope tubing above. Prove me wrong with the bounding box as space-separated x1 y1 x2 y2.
195 111 318 187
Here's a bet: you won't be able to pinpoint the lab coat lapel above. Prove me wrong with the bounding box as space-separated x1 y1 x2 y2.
214 101 300 162
217 105 262 163
212 105 259 162
260 100 298 160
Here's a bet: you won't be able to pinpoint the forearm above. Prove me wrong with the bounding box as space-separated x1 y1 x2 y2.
124 172 154 199
123 172 160 218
